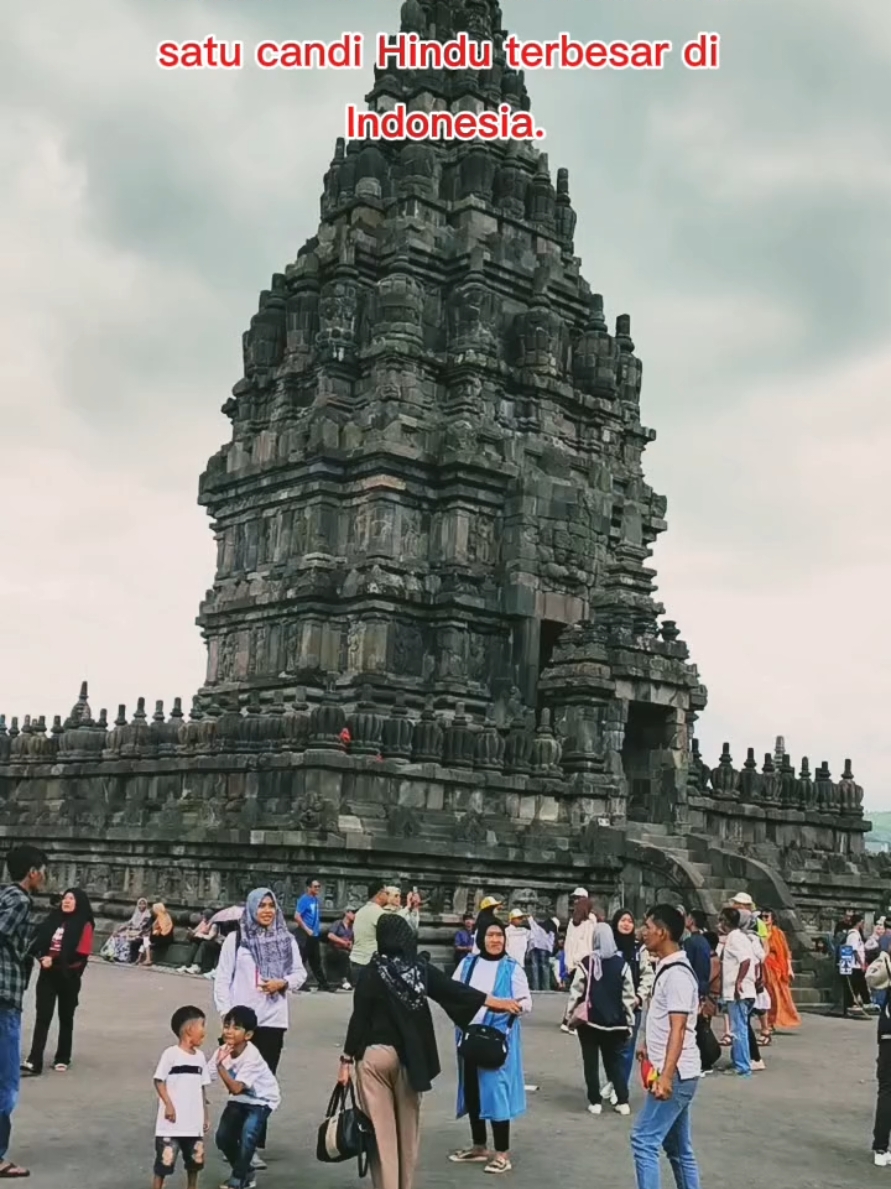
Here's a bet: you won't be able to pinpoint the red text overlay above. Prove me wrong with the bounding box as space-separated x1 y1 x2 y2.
156 32 721 73
156 31 721 141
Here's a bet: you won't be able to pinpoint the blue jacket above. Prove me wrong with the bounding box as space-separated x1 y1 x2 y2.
684 933 712 997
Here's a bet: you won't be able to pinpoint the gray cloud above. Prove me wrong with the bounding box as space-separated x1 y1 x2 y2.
1 0 889 804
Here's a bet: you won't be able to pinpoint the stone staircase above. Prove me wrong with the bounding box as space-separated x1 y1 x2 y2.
624 822 834 1014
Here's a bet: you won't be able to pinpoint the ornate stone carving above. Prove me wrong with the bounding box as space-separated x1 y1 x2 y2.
443 703 476 769
739 748 762 803
530 709 562 776
711 743 739 800
474 705 505 771
796 758 814 810
760 754 780 804
347 685 384 756
0 0 875 942
309 676 346 750
386 803 420 839
381 694 414 762
411 698 444 764
454 808 487 845
838 759 864 816
504 711 534 776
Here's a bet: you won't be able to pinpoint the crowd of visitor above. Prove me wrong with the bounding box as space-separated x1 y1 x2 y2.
6 845 891 1184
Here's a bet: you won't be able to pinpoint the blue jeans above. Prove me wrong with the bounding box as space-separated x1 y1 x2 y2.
216 1102 271 1188
630 1075 701 1189
726 998 753 1076
528 950 551 992
621 1010 642 1086
0 1007 22 1161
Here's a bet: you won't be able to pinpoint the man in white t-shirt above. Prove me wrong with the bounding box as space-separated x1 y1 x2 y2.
152 1006 212 1189
211 1005 281 1189
505 910 532 968
630 904 702 1189
717 907 754 1077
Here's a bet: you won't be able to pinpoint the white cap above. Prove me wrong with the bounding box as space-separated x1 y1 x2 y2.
731 892 754 906
509 908 524 920
571 887 589 898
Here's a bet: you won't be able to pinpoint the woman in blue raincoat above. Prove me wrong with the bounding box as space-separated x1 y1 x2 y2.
449 918 532 1174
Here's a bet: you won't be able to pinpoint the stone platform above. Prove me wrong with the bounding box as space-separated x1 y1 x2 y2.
11 962 879 1189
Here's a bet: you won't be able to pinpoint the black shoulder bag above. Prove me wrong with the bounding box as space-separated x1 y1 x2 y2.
316 1080 375 1177
457 957 516 1071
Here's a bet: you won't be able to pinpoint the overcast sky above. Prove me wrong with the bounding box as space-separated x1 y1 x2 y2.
2 0 889 807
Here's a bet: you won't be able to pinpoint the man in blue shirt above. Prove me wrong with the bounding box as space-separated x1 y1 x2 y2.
294 878 330 991
684 909 719 1074
683 911 712 997
453 914 475 972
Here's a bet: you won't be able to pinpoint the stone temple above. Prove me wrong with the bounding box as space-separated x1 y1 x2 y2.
0 0 885 998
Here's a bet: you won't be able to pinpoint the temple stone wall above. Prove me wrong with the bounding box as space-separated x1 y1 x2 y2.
0 686 881 935
0 0 881 939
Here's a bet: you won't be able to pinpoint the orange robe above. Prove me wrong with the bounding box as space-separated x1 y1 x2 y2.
764 926 801 1030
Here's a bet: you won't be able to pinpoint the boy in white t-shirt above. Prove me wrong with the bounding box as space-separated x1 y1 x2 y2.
210 1006 281 1189
152 1006 211 1189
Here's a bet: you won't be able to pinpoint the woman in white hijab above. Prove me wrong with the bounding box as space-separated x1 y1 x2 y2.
566 922 636 1115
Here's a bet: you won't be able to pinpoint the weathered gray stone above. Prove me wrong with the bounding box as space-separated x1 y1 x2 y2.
0 0 881 947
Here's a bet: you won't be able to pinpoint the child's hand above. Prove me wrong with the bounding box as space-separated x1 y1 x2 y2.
164 1105 177 1123
215 1045 231 1066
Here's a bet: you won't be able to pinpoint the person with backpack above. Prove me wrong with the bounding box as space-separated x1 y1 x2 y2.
213 888 306 1168
567 922 637 1116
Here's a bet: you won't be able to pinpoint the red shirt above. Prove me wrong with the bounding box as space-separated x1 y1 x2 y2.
47 923 94 971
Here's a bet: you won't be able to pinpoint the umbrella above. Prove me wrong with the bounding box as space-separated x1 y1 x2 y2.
210 905 244 925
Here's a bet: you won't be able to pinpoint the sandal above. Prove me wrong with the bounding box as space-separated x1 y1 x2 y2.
759 1034 772 1047
484 1156 512 1174
449 1149 490 1163
719 1034 733 1046
0 1163 30 1178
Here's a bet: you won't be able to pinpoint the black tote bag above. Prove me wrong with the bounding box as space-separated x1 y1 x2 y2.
316 1080 375 1177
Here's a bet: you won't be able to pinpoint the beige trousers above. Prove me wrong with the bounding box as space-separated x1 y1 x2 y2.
356 1045 422 1189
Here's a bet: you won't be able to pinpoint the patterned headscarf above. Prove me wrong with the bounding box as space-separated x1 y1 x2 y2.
242 888 294 981
372 913 426 1011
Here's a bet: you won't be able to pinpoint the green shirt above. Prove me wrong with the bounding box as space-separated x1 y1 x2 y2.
350 902 385 967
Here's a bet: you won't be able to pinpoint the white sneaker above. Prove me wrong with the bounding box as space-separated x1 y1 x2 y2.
187 965 202 975
176 966 188 973
587 1103 602 1116
560 1024 571 1034
250 1155 267 1170
875 1152 891 1167
750 1060 766 1072
615 1103 631 1116
203 971 215 980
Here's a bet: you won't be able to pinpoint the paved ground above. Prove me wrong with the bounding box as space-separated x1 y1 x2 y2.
8 962 881 1188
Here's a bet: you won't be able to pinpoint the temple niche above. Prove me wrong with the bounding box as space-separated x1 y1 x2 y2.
0 0 881 969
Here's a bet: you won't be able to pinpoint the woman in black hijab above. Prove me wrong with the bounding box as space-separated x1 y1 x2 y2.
339 913 520 1189
23 888 95 1074
611 907 651 1088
